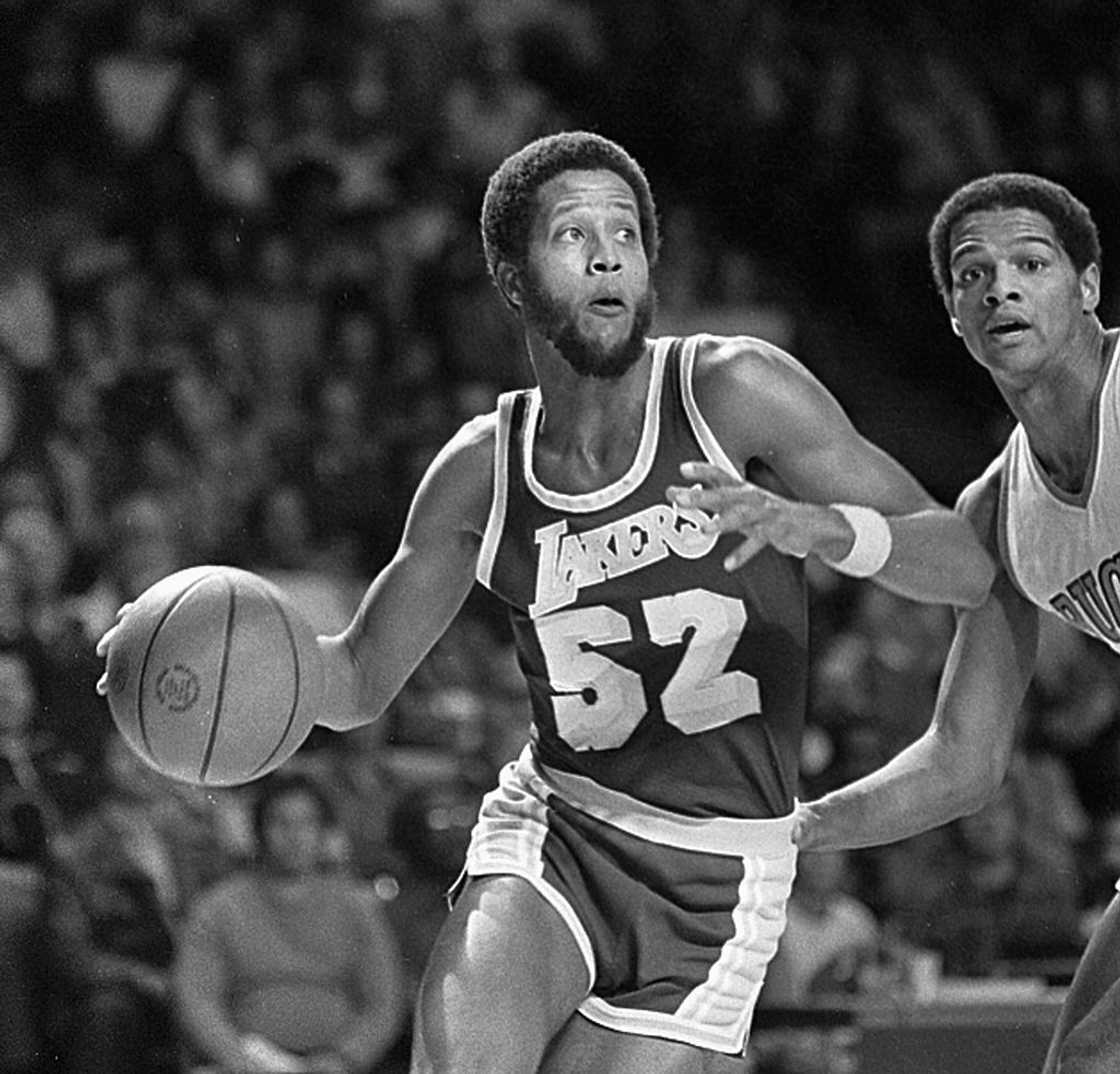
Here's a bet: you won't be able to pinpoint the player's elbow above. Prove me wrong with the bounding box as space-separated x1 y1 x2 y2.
946 734 1012 818
930 715 1012 820
954 546 998 610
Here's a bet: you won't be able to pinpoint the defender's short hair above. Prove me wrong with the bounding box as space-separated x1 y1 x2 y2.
480 131 660 283
928 172 1101 298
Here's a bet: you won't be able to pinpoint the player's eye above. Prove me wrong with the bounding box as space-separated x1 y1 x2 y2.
955 265 984 286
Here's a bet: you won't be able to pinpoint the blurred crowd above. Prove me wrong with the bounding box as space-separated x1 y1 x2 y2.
2 0 1120 1071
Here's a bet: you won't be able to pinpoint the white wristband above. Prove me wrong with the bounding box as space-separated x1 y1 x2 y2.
822 503 892 578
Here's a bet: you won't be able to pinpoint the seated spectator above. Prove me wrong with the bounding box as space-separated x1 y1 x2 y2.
0 794 66 1074
884 763 1085 977
760 849 881 1007
175 771 407 1073
54 737 186 1074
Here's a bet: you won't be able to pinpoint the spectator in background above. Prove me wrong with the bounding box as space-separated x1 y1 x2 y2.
0 795 73 1074
760 849 881 1008
1022 614 1120 826
243 481 364 635
881 767 1084 978
56 737 187 1074
175 771 407 1073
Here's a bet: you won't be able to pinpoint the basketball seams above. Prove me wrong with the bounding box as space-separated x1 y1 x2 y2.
247 582 306 779
111 565 321 786
198 576 238 783
136 572 215 765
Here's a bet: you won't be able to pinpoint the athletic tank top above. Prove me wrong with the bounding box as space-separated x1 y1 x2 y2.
477 335 807 818
998 329 1120 654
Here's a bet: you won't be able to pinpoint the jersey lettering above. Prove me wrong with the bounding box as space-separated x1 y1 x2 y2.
530 505 718 618
535 589 761 751
1048 550 1120 644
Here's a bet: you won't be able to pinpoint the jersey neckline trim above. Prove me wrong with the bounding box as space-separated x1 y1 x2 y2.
521 338 671 513
1014 327 1119 509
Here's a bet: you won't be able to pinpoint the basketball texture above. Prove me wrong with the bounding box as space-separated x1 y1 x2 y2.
104 565 326 787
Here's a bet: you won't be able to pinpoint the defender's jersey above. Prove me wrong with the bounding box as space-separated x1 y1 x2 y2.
995 329 1120 655
476 335 808 819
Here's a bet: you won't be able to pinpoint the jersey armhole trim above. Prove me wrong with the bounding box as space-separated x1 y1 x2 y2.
995 436 1035 602
679 335 744 480
476 393 516 587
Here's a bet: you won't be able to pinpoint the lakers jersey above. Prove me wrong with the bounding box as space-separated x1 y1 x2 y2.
476 335 808 819
996 329 1120 654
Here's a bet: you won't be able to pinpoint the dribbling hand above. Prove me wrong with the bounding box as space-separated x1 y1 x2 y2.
94 603 133 696
666 461 850 571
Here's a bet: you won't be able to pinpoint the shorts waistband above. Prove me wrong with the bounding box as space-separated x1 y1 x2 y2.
516 747 796 859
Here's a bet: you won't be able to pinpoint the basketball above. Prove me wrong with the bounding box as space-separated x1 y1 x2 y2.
103 565 326 787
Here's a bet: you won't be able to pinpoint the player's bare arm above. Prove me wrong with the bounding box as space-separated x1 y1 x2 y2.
316 415 495 731
666 335 995 608
795 468 1039 852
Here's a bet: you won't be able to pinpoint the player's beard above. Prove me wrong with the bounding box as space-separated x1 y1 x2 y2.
522 276 656 379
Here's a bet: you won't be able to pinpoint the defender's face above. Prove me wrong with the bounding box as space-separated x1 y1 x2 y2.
509 168 653 377
946 207 1099 380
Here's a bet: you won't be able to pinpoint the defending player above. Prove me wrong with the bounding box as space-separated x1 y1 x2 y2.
797 173 1120 1074
99 132 994 1073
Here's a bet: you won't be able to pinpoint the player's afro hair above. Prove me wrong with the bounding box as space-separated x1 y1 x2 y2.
480 131 660 284
928 172 1101 298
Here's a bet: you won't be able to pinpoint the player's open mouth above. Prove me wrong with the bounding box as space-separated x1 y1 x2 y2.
987 320 1030 337
590 297 626 312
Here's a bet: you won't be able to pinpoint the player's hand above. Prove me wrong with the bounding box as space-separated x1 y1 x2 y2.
238 1034 306 1072
666 461 849 571
94 603 133 696
790 800 814 848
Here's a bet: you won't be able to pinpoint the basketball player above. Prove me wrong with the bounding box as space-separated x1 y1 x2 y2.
99 132 994 1073
797 173 1120 1074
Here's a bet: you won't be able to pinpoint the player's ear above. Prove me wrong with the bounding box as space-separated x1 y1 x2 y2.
1080 263 1101 314
495 262 523 312
944 297 963 337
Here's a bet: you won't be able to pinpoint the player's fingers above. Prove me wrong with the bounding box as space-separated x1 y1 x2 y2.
95 626 117 658
723 533 768 571
668 480 766 516
678 460 743 488
96 604 134 657
95 671 109 696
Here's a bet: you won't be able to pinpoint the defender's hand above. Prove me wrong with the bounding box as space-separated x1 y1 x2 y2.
667 461 850 571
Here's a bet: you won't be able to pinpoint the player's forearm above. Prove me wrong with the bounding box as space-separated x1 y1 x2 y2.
315 632 392 731
796 729 1002 852
870 508 995 609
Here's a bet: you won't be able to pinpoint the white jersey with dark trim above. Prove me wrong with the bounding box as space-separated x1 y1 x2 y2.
996 329 1120 654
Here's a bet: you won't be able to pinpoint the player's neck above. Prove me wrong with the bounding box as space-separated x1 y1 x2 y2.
1013 321 1110 493
530 346 653 492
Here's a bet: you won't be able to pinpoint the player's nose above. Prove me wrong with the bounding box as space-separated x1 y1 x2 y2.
588 234 622 274
984 263 1022 306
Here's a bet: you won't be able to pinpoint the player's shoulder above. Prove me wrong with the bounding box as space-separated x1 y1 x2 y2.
412 406 500 534
427 408 499 481
955 452 1005 524
955 451 1007 556
685 332 845 454
690 333 812 394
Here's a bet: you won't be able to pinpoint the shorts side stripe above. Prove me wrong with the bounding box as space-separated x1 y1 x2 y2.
464 761 597 991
